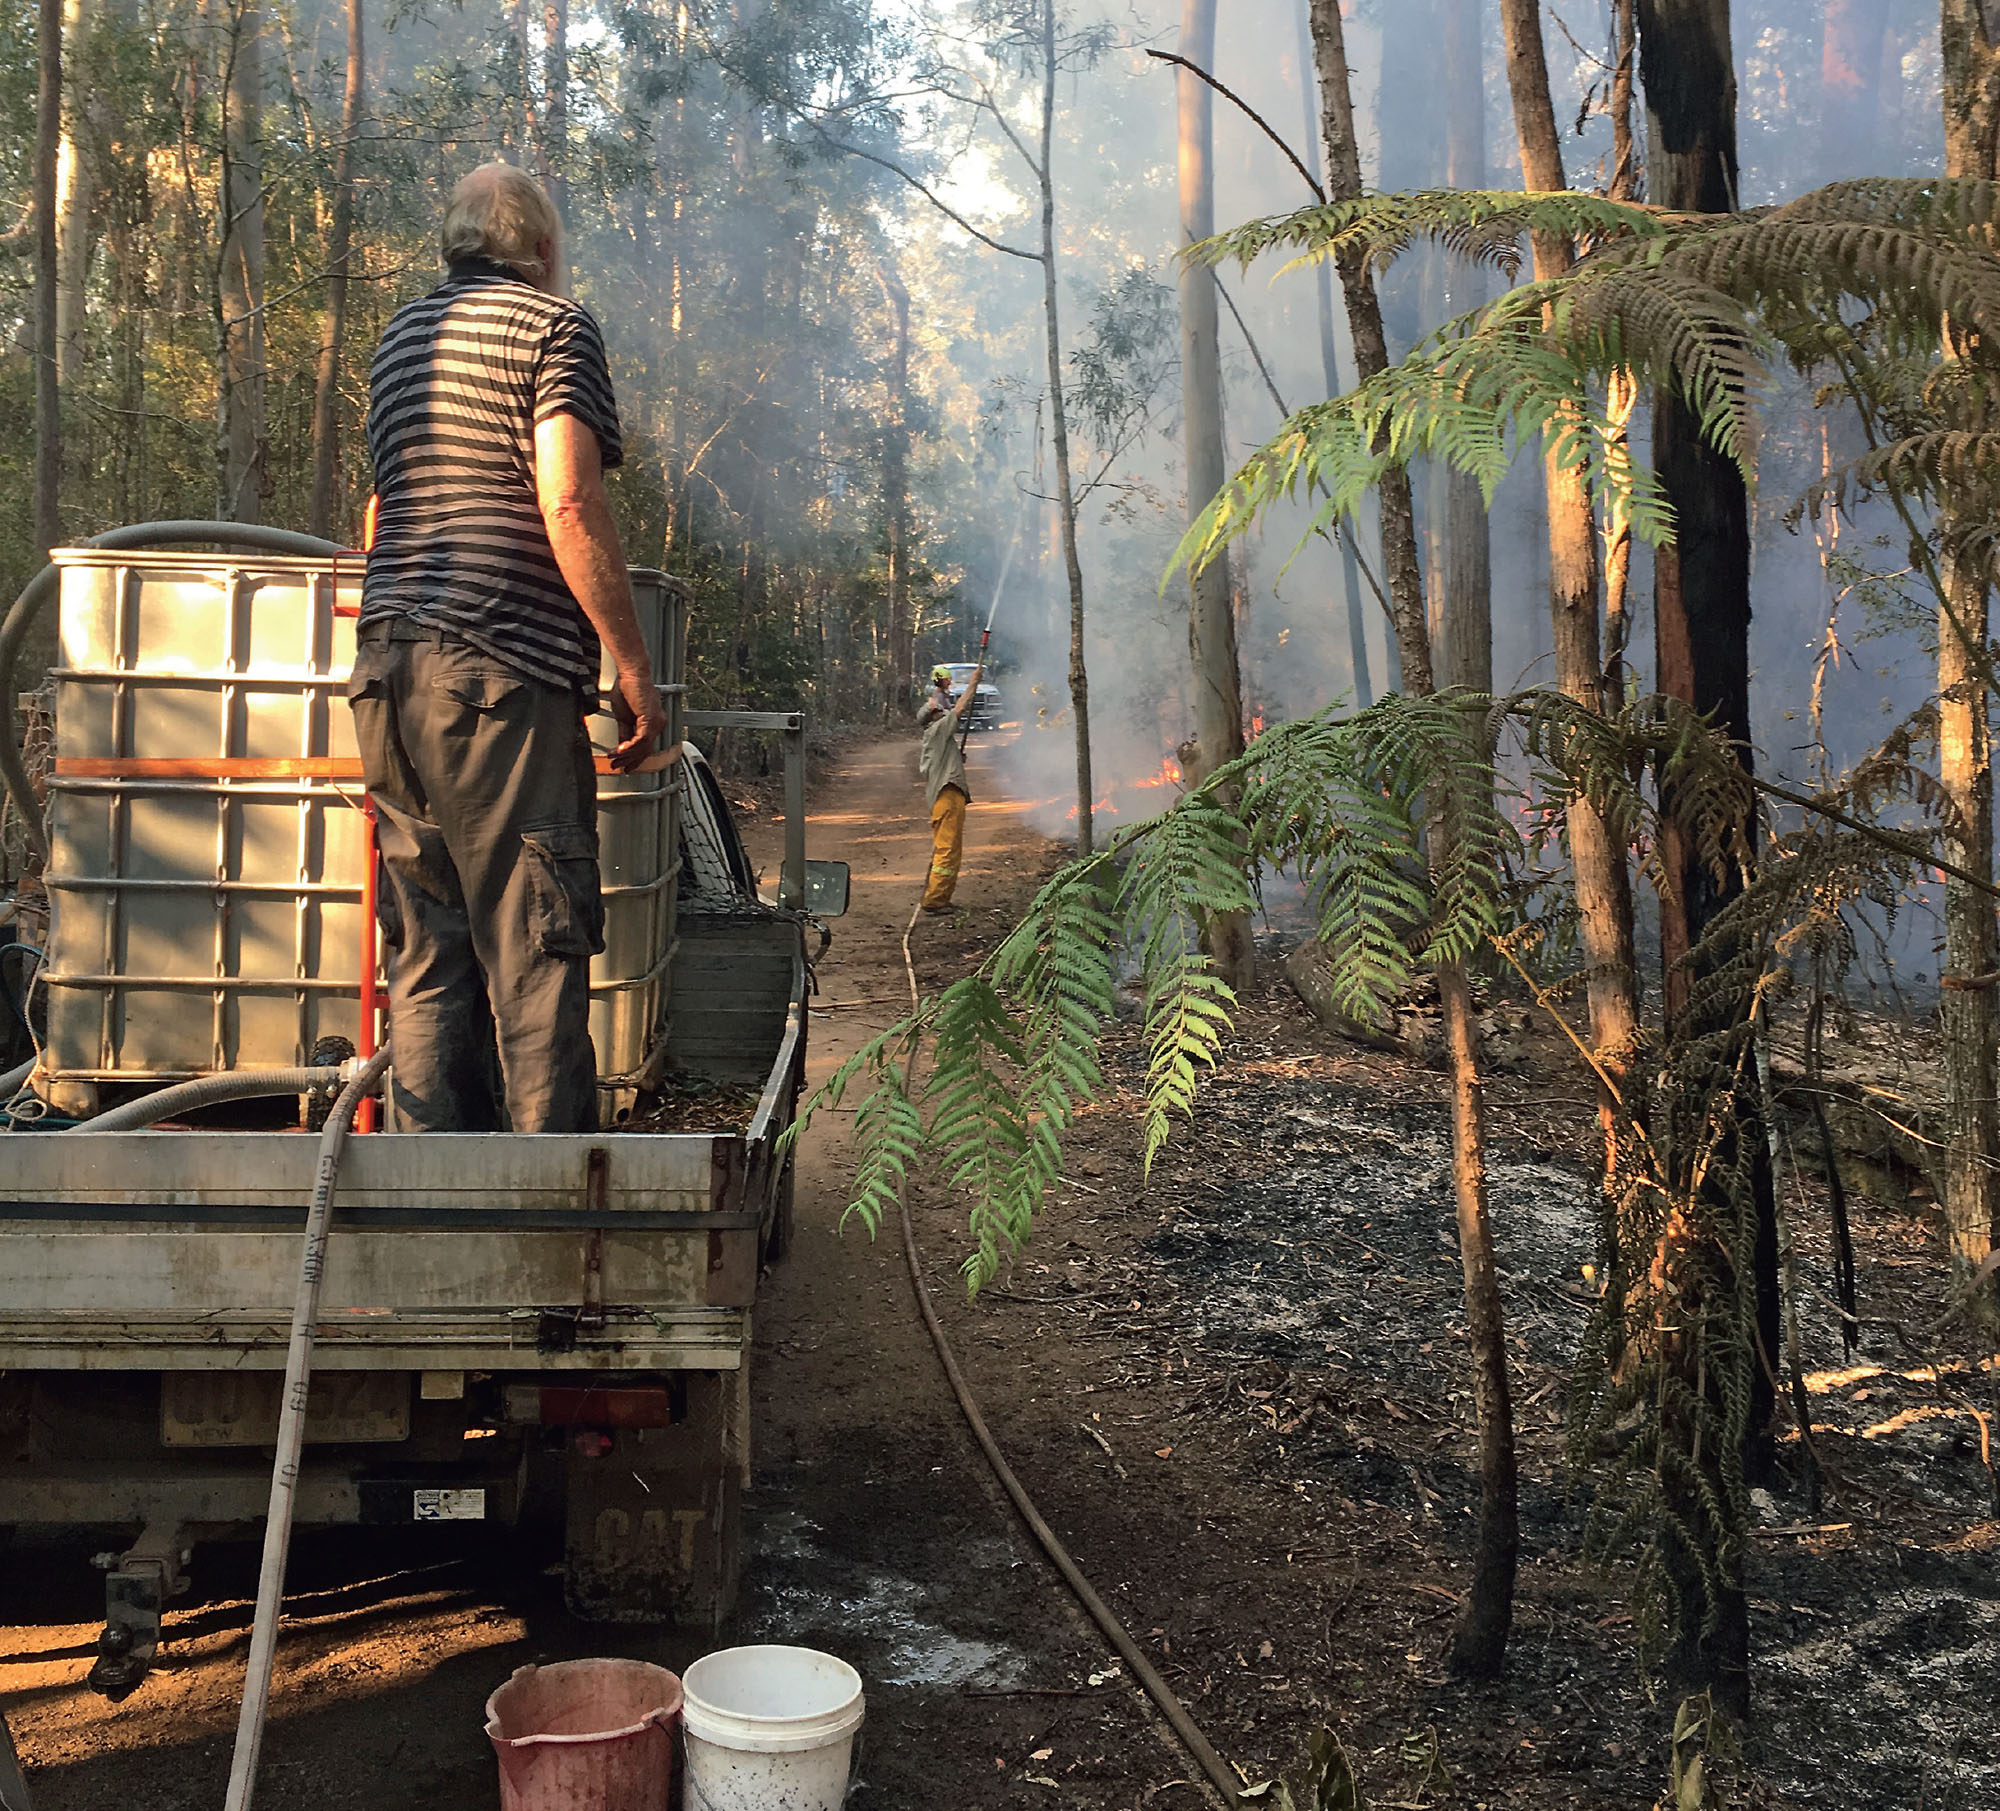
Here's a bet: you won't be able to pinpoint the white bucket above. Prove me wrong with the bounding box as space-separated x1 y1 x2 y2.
680 1645 865 1811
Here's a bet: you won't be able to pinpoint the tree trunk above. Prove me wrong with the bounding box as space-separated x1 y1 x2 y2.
1306 0 1429 695
53 0 91 387
1937 556 1997 1271
1441 0 1491 696
1610 0 1640 199
1637 0 1772 1713
543 0 570 291
513 0 536 159
1942 0 2000 176
1498 0 1642 1179
1938 0 2000 1277
309 0 363 540
34 0 61 558
1293 0 1371 708
1310 0 1510 1678
217 0 266 523
1041 0 1094 855
1176 0 1253 988
876 257 913 721
1437 957 1517 1675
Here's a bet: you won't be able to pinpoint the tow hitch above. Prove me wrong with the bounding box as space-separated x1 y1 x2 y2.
87 1519 190 1699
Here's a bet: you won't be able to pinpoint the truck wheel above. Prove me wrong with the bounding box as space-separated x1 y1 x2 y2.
766 1153 797 1265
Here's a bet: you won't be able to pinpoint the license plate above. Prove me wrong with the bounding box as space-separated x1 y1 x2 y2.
413 1488 486 1521
161 1371 411 1447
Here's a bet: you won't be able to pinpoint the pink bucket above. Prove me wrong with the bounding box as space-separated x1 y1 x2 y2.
485 1658 683 1811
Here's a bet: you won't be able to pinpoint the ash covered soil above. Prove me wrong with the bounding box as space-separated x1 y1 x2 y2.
4 732 1997 1810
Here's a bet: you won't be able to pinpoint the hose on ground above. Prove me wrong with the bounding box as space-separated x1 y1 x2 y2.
898 900 1242 1809
223 1041 391 1811
65 1066 349 1133
0 522 345 863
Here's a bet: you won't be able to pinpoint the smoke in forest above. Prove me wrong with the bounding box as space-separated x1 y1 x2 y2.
905 0 1946 949
0 0 1957 979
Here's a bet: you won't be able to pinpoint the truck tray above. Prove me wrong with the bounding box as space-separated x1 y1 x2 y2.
0 1132 756 1372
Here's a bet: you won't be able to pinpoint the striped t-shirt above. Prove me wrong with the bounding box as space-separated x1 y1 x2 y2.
361 258 624 685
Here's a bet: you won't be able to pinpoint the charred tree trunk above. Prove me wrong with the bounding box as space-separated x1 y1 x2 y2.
34 0 61 556
1176 0 1253 987
217 0 266 523
309 0 363 539
1293 0 1371 707
1938 0 2000 1278
1637 0 1772 1715
1306 0 1429 694
1437 958 1516 1673
1041 0 1094 855
1498 0 1642 1151
1310 0 1511 1680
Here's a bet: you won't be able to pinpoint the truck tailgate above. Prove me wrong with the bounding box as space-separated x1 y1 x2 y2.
0 1132 756 1371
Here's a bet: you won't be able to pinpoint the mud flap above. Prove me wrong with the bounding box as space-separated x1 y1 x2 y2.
562 1368 746 1626
0 1707 32 1811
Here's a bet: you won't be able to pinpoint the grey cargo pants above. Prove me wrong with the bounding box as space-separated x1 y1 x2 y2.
348 620 603 1133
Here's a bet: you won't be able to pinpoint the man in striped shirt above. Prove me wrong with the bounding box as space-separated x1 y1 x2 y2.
350 162 665 1133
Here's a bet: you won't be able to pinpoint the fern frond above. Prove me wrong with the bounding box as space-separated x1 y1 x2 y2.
845 1056 926 1237
1192 187 1678 285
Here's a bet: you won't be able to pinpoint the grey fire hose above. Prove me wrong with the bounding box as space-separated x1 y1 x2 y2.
65 1067 354 1133
222 1042 391 1811
0 522 344 863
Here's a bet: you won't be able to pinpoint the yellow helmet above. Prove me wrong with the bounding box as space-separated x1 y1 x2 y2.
931 664 953 687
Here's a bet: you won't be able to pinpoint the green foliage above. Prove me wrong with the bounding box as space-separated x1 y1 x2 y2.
793 685 1759 1292
1657 1692 1746 1810
1172 178 2000 593
1274 1724 1366 1811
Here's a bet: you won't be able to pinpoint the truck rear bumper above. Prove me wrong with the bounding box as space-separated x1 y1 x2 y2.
2 1457 522 1527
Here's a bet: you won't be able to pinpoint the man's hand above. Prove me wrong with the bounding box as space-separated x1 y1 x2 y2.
610 665 668 771
535 412 665 768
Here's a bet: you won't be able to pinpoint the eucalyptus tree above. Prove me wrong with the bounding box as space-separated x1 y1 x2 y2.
1306 0 1511 1678
217 0 267 522
1936 0 2000 1281
1172 0 1251 988
33 0 58 555
820 0 1120 847
1496 0 1641 1184
308 0 363 539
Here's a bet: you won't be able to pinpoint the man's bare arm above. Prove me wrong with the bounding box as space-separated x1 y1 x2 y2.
953 661 985 721
534 412 666 769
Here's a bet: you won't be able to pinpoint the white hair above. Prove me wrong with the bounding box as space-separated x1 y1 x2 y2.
440 163 563 287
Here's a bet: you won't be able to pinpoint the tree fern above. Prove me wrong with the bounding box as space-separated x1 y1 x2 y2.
1175 178 2000 593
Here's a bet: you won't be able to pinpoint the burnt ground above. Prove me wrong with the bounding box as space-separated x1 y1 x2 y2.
4 730 1997 1809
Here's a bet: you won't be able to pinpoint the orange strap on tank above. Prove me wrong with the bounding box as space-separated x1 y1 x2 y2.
54 748 681 780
